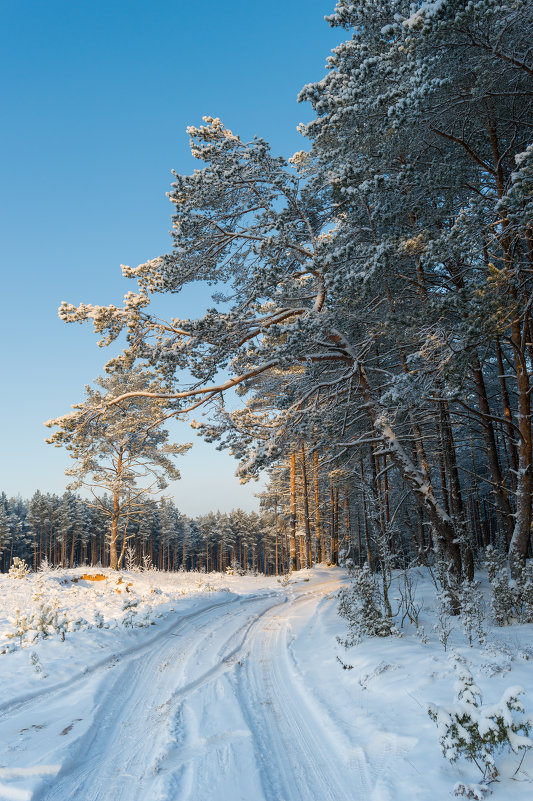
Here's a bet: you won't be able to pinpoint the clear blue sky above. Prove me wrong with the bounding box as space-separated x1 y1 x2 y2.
0 0 340 516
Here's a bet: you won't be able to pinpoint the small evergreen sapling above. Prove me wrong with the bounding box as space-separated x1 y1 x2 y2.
428 658 532 789
485 546 514 626
277 570 292 588
514 562 533 624
8 557 29 579
337 563 398 647
31 584 69 641
93 611 105 629
38 557 50 574
459 579 486 646
122 592 142 627
5 609 32 647
485 546 533 625
30 651 46 678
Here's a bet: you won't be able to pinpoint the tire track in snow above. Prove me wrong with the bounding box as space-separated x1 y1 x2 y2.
1 574 367 801
34 592 286 801
232 581 368 801
159 578 347 801
0 593 254 719
285 593 374 797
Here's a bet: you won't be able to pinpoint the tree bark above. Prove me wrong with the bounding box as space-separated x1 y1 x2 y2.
300 444 312 568
313 451 323 563
289 452 297 571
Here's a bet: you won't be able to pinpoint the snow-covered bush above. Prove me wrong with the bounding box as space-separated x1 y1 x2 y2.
121 596 138 627
121 592 150 627
434 587 455 652
277 570 292 588
32 603 53 639
338 564 398 647
514 562 533 624
30 650 46 678
5 609 32 646
53 608 69 641
485 546 533 625
142 555 153 572
453 782 489 800
32 598 68 641
459 580 486 647
38 557 50 574
31 583 68 641
8 557 29 579
230 559 246 576
93 610 105 629
397 569 423 628
428 658 532 785
69 616 88 632
485 546 514 626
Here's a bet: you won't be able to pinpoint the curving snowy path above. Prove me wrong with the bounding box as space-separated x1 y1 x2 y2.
0 570 392 801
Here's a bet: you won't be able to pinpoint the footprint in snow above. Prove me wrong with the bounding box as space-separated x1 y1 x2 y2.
60 719 82 736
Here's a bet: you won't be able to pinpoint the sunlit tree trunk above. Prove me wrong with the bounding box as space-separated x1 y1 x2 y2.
289 452 297 571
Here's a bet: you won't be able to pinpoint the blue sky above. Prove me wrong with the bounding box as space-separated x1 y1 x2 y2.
0 0 340 515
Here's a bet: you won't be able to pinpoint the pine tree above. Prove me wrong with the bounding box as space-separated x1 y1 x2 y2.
45 368 191 569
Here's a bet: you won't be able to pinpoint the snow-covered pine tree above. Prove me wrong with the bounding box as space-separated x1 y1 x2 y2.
45 368 191 570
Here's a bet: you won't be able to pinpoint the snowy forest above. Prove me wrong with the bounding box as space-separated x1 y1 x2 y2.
2 2 533 800
46 0 533 587
0 492 274 574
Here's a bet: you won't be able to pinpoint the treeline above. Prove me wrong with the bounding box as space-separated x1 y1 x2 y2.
0 491 283 575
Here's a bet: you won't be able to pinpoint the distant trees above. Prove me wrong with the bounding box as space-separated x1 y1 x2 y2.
0 492 280 575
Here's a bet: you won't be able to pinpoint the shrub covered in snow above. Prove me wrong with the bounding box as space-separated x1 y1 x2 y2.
485 547 515 626
459 580 486 647
453 781 490 800
338 563 398 647
5 609 33 647
8 557 29 579
428 658 532 784
485 547 533 626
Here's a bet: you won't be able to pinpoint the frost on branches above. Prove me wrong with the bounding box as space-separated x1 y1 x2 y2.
337 563 398 646
428 658 532 788
485 546 533 626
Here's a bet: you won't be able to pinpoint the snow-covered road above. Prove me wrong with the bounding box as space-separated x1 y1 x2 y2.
0 570 380 801
3 567 533 801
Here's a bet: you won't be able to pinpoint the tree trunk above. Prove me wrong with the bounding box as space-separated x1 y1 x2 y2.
289 452 297 571
313 451 323 562
109 503 119 571
470 359 514 545
300 443 312 567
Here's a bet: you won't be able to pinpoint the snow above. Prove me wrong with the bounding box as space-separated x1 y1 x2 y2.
0 567 532 800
